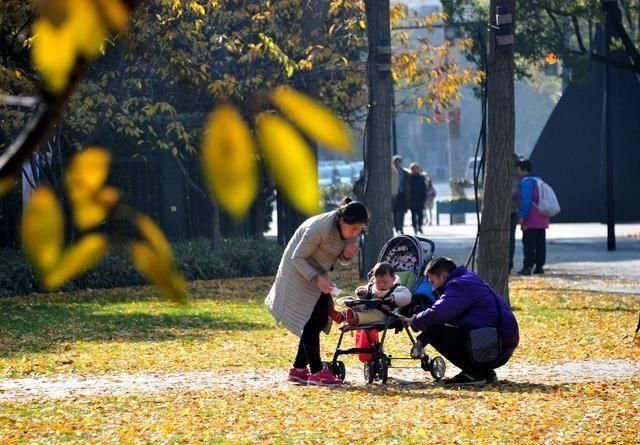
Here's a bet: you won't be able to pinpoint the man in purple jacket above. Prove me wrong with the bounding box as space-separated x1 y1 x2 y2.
404 257 519 386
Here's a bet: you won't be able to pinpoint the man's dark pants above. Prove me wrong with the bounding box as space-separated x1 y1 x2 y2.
417 325 510 378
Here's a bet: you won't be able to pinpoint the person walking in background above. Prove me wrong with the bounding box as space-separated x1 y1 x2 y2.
516 159 549 275
408 162 427 234
265 198 369 386
509 153 521 273
391 155 410 234
424 174 436 226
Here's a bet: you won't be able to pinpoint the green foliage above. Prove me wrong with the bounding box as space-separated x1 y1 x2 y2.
441 0 640 80
0 238 283 297
320 182 354 208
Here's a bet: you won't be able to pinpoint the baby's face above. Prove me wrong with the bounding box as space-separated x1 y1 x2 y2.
374 273 395 292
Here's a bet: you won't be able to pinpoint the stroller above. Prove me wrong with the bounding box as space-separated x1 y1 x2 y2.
327 235 447 384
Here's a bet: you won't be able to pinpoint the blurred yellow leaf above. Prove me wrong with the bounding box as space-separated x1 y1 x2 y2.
201 104 257 218
95 186 121 207
66 147 111 202
43 234 108 289
95 0 130 32
256 114 320 215
131 242 188 303
67 0 108 58
0 175 17 197
270 87 352 153
72 199 110 230
134 214 174 265
21 188 64 272
31 18 76 93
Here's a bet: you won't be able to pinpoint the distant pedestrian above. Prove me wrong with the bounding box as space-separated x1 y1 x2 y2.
509 153 521 273
391 155 410 234
516 159 549 275
424 174 436 226
408 162 427 234
352 170 365 203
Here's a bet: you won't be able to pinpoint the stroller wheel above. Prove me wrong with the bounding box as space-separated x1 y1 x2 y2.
333 360 346 381
430 356 446 381
379 357 389 384
364 361 375 384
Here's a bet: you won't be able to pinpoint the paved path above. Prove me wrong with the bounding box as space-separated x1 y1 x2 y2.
404 222 640 295
1 360 639 402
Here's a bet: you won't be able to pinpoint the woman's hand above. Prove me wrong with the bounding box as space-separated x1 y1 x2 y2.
342 241 360 260
313 275 335 294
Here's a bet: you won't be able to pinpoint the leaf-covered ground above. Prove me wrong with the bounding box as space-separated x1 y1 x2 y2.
1 273 639 444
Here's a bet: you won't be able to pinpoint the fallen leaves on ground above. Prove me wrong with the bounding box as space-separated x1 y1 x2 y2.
0 274 639 443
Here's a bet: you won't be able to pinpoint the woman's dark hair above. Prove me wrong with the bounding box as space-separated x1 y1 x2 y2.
425 257 457 275
337 197 368 224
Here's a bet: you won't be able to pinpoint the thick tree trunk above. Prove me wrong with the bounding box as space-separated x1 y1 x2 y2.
362 0 394 278
478 0 515 304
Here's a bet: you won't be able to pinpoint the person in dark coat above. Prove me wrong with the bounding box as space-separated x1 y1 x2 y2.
402 257 519 385
408 162 427 234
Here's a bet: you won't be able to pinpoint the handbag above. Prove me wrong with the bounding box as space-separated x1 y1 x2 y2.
467 288 503 365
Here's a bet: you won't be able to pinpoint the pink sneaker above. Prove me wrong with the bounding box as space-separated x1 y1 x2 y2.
288 367 310 384
307 368 343 386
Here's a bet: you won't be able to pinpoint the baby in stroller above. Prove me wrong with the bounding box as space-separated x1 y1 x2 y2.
341 261 412 326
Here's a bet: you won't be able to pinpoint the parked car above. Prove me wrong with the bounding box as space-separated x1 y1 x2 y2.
465 157 483 182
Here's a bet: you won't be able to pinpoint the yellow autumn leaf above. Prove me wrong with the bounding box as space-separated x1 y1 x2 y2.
131 242 188 303
134 213 174 265
71 199 110 230
31 18 76 93
94 0 130 32
66 147 111 202
270 86 352 153
0 175 17 196
43 233 108 289
67 0 108 58
256 113 320 215
95 186 121 207
201 104 258 218
21 187 64 272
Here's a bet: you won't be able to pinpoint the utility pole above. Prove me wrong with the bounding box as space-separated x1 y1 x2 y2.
477 0 515 304
361 0 395 277
601 0 616 251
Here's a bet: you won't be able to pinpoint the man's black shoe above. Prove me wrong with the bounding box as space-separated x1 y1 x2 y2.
443 372 488 386
533 267 545 274
517 267 532 276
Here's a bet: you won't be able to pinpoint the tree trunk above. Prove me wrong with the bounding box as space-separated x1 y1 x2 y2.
209 200 222 250
478 0 515 304
362 0 394 278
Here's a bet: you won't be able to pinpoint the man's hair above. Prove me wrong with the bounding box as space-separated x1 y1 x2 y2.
517 159 532 173
372 261 395 277
425 257 457 275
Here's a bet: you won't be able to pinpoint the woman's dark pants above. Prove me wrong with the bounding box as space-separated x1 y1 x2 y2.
293 293 330 374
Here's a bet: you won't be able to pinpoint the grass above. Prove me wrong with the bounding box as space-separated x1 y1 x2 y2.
0 268 639 444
